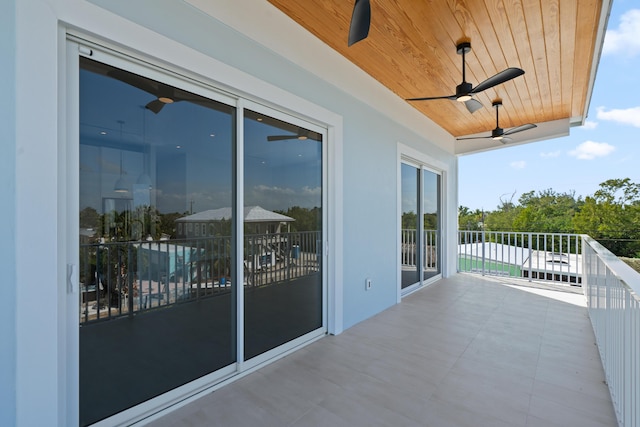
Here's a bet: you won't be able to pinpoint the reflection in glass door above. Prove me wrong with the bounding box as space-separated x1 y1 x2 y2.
243 110 324 360
422 170 441 281
400 162 441 291
401 163 420 288
78 57 235 426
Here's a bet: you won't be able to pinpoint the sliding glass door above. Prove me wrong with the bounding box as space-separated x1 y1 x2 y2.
400 161 441 292
243 110 323 360
422 169 441 281
76 50 326 425
401 163 420 288
78 56 237 425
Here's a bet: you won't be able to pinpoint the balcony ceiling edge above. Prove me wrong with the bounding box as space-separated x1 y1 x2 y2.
455 118 570 156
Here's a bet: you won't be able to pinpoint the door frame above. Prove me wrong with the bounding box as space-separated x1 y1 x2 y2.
397 143 449 302
64 31 343 425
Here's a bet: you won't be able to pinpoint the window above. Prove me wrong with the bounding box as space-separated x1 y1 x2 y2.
400 160 441 292
76 51 327 425
78 56 235 426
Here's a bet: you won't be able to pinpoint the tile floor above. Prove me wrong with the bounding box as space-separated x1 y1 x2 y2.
145 274 617 427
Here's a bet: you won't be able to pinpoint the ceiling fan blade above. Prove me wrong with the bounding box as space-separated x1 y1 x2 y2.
471 67 524 94
456 135 489 141
348 0 371 46
107 69 159 95
267 135 297 142
503 123 537 136
145 99 166 114
406 95 457 102
465 98 483 113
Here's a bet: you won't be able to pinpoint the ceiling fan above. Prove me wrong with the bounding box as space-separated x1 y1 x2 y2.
267 128 321 142
456 100 537 143
348 0 371 46
406 42 525 113
107 69 208 114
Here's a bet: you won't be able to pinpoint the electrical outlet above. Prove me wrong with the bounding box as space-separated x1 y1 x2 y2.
365 278 372 291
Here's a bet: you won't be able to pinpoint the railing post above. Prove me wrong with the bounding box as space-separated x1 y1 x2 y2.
481 228 485 276
127 244 134 316
527 233 532 282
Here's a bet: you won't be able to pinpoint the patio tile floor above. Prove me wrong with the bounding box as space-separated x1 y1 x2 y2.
145 273 617 427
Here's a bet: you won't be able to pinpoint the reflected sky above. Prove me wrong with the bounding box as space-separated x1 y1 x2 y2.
401 164 439 215
80 57 322 216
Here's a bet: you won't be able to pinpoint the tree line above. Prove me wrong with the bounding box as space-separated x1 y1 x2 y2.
459 178 640 258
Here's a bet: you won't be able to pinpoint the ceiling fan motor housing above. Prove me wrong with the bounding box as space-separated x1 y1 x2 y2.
456 82 473 99
491 128 504 139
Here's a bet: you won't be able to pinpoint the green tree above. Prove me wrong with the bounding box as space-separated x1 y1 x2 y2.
401 211 418 230
458 206 482 231
512 189 581 233
158 211 187 238
573 179 640 257
277 206 322 232
79 206 100 230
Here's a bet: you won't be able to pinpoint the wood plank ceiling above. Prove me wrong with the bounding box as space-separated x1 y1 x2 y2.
266 0 604 140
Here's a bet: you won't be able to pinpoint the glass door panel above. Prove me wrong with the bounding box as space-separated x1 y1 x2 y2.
422 170 441 280
401 163 420 288
78 57 235 426
243 110 323 360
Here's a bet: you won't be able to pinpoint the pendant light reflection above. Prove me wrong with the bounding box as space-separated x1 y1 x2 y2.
114 120 129 193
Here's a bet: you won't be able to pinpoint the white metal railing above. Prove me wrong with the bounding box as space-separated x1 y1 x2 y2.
79 231 321 325
583 235 640 427
401 229 438 270
457 230 582 285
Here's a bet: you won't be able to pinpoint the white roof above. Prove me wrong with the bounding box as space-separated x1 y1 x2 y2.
176 206 294 223
458 243 581 274
458 242 528 265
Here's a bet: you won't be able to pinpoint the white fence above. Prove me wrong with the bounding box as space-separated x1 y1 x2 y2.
458 230 582 285
583 235 640 427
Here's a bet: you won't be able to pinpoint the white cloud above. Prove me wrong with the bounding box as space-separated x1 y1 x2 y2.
603 9 640 57
540 151 561 158
247 184 321 210
568 141 615 160
253 185 295 196
301 186 321 196
581 120 598 130
510 160 526 169
596 106 640 127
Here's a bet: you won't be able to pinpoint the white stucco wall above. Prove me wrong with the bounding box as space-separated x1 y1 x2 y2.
10 0 459 424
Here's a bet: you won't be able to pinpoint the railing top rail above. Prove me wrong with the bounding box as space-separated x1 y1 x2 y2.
457 230 582 237
583 234 640 301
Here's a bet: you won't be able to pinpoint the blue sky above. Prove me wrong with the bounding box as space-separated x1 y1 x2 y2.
459 0 640 211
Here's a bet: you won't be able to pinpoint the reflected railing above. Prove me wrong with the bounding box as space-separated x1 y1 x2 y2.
457 230 582 285
79 231 321 325
245 231 321 287
583 236 640 427
401 229 438 271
